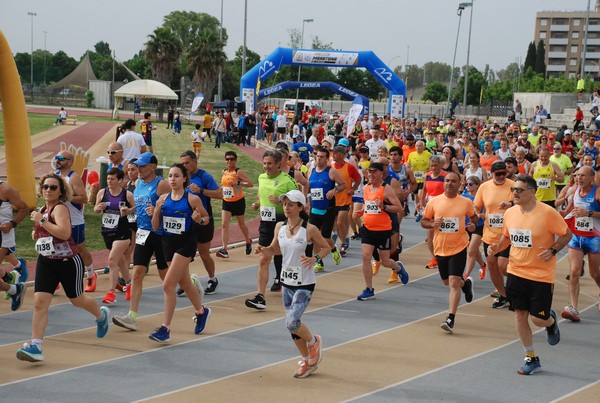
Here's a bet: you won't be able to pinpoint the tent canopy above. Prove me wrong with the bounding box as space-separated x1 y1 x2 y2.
48 52 96 91
114 79 177 100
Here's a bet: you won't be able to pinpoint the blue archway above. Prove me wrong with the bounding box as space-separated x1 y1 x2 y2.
258 80 370 116
240 48 405 118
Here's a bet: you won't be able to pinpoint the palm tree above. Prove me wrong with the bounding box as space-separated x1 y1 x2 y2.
145 27 182 87
187 28 226 102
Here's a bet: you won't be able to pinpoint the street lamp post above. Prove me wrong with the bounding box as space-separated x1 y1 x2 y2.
294 18 313 116
445 3 468 118
217 0 223 102
43 30 47 86
28 11 37 101
462 1 474 109
242 0 248 77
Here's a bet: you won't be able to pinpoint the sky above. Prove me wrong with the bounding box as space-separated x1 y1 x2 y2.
0 0 593 73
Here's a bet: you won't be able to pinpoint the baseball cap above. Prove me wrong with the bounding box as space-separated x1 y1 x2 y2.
338 138 350 147
368 162 385 172
406 134 415 141
133 152 158 166
279 190 306 206
294 133 303 139
548 134 556 139
332 145 346 154
359 146 369 153
490 161 507 173
564 129 572 135
439 120 445 126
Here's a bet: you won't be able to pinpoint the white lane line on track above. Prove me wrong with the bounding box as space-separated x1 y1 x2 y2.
550 379 600 403
322 307 361 313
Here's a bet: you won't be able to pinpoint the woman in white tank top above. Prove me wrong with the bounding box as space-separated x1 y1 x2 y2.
255 190 331 379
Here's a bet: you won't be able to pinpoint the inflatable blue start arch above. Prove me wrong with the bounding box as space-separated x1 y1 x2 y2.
258 80 370 117
240 47 406 118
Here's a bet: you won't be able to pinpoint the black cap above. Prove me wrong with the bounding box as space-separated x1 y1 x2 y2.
491 161 507 173
368 162 385 172
406 134 415 141
359 146 369 153
504 157 517 166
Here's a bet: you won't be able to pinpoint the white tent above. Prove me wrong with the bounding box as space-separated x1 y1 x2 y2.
113 79 177 119
114 79 177 100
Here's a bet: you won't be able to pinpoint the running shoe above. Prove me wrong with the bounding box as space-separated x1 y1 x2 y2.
102 291 116 305
372 260 381 276
357 287 375 301
489 289 500 298
314 259 324 273
115 277 127 292
350 232 361 240
216 249 229 258
478 263 487 280
245 242 253 255
345 236 350 248
10 283 27 311
307 335 322 367
340 244 348 257
388 270 399 284
245 293 266 310
149 325 170 343
125 283 131 300
518 356 541 375
191 274 204 297
396 261 409 284
3 270 19 300
96 306 110 338
546 310 560 346
17 258 28 282
204 278 219 295
425 258 438 269
415 212 423 223
561 305 581 322
16 343 44 362
331 247 342 265
397 234 404 255
176 286 185 297
491 296 510 309
85 272 98 293
441 317 454 334
112 314 138 331
462 277 474 303
194 306 211 334
293 360 317 379
332 232 338 244
270 279 282 292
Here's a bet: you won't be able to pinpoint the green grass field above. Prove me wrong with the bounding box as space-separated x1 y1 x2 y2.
5 116 263 261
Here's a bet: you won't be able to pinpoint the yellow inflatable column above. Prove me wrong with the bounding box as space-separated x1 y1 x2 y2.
0 30 36 208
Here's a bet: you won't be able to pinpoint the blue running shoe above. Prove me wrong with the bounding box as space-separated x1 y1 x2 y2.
194 306 212 334
16 343 44 362
518 356 541 375
546 310 560 346
415 213 423 223
17 258 28 282
96 306 110 338
149 325 170 343
332 232 338 244
396 261 409 285
357 287 375 301
10 283 27 311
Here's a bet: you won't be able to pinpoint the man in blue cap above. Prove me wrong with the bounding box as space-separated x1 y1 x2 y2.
292 133 314 165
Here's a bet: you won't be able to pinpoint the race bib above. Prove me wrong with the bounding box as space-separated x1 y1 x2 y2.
536 178 551 189
127 212 137 223
163 216 186 234
281 266 303 286
488 213 504 228
136 229 150 245
457 159 464 168
575 216 593 232
414 171 425 180
310 188 324 201
439 217 459 232
509 228 533 248
35 237 55 256
102 213 120 229
260 205 276 221
222 187 234 199
364 200 381 214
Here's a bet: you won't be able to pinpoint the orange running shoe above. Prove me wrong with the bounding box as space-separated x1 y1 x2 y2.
102 291 116 304
371 260 381 276
85 272 98 293
425 258 438 269
479 263 487 280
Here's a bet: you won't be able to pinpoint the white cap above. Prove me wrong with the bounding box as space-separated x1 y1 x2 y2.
564 129 572 135
439 120 445 126
279 190 306 206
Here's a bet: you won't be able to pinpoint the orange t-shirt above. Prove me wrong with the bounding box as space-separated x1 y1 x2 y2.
473 179 514 244
480 153 497 173
363 184 391 231
503 202 569 283
333 161 360 207
423 194 475 256
402 145 417 163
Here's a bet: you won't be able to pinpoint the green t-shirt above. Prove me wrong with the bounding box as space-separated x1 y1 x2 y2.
549 154 573 186
257 171 298 221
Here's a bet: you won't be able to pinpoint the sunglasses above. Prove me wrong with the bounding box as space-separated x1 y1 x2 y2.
466 182 476 186
225 157 236 161
493 171 507 176
42 184 59 191
54 155 69 161
553 147 561 151
510 187 531 194
107 150 122 155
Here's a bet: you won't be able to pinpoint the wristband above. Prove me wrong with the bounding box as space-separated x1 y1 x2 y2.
314 254 321 262
10 220 17 228
550 247 558 256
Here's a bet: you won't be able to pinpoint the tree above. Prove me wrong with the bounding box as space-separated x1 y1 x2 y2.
496 62 520 82
187 27 227 102
405 64 424 90
145 27 182 87
94 41 111 57
455 66 487 105
124 51 152 80
524 42 536 72
423 62 452 84
422 81 448 104
223 46 262 100
534 40 546 76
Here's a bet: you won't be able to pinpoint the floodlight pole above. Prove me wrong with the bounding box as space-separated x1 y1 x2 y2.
294 18 313 117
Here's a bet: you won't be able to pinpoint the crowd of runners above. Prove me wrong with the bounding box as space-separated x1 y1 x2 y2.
4 108 600 378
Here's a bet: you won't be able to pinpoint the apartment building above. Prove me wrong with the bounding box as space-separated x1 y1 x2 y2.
534 1 600 78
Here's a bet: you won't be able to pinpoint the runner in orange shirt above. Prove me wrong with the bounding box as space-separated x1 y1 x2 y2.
332 146 361 257
421 172 479 333
489 174 571 376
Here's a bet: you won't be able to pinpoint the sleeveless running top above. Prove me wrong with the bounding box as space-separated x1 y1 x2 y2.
363 184 391 231
533 163 556 202
309 166 335 210
565 185 600 236
161 191 194 235
278 219 316 289
134 176 163 232
100 187 130 235
57 170 85 226
34 203 78 259
221 168 244 202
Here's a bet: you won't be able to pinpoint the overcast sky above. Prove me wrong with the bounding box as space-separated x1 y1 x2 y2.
0 0 592 73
